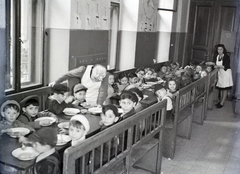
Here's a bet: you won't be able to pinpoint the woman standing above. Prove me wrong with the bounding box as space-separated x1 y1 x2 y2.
213 44 233 108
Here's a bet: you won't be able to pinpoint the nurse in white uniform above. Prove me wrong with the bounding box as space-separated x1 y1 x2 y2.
213 44 233 108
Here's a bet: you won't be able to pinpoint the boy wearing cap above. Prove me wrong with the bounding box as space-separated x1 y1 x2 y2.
25 127 61 174
47 84 74 115
72 83 87 107
60 114 90 146
0 100 34 135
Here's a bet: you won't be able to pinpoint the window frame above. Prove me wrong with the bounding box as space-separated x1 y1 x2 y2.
107 1 120 71
5 0 45 95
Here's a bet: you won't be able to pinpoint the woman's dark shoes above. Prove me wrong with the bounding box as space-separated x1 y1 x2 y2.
216 103 223 108
215 102 220 107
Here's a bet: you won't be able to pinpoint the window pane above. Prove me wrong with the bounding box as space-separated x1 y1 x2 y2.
20 0 44 88
5 0 15 91
108 3 119 70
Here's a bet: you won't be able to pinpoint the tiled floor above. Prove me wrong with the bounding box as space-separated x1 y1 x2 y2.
131 100 240 174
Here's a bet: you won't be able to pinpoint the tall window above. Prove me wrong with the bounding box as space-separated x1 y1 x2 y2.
5 0 45 93
107 2 120 70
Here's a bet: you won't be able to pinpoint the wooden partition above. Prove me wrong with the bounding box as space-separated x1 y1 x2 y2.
207 69 218 111
163 75 211 159
192 76 208 124
63 100 167 174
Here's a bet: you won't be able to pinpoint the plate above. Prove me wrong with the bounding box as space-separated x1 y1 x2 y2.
6 128 30 138
12 147 39 161
88 107 102 114
81 103 94 109
63 108 81 115
56 134 71 146
34 117 56 126
88 107 123 114
58 122 69 130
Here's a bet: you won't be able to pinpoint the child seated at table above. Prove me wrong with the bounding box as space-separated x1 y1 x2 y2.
60 114 90 146
26 127 61 174
166 79 178 98
128 72 138 85
99 104 120 130
144 68 156 82
47 84 74 115
93 104 120 170
104 73 119 105
192 64 202 81
18 98 58 129
72 83 88 107
0 100 34 135
107 73 118 97
119 91 138 121
117 72 129 93
170 61 180 73
180 72 192 88
158 65 167 79
201 70 208 78
128 87 144 112
205 64 214 73
154 85 173 121
135 67 145 83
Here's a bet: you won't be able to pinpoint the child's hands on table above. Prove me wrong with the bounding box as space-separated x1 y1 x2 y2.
65 96 74 103
59 128 69 135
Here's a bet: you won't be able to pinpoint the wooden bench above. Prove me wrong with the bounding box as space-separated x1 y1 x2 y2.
192 76 208 124
63 100 167 174
163 74 212 159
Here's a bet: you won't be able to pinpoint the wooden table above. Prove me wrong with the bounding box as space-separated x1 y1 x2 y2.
0 112 101 173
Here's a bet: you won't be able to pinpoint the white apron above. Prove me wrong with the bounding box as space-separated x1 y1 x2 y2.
81 65 101 105
216 55 233 88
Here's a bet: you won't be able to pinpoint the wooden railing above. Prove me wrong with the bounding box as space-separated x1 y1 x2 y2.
63 100 167 174
207 69 218 110
163 75 209 159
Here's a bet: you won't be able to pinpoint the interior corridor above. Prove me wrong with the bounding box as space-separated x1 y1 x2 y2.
131 99 240 174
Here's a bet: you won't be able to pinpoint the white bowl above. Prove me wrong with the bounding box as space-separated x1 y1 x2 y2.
63 108 81 115
6 128 30 138
34 117 56 126
12 147 39 161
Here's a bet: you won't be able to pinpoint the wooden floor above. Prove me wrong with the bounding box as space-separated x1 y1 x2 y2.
130 100 240 174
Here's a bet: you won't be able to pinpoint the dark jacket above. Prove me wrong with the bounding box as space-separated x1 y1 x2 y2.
30 151 61 174
213 54 231 71
47 98 68 115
